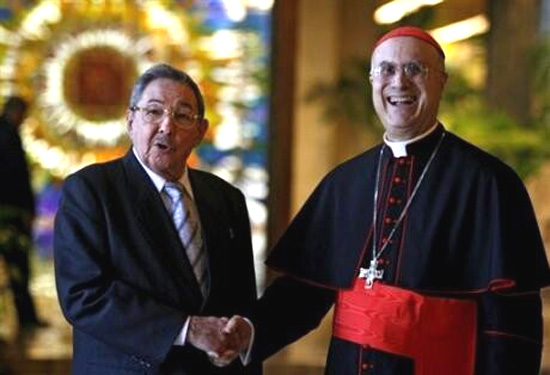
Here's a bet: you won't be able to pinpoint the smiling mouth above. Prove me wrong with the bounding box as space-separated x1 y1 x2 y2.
387 95 416 106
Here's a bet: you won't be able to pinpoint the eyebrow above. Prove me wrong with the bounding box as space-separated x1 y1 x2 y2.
375 59 425 65
144 98 194 110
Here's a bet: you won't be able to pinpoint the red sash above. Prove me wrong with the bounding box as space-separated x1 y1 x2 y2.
333 279 477 375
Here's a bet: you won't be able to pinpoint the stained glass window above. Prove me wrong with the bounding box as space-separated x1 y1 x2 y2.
0 0 272 287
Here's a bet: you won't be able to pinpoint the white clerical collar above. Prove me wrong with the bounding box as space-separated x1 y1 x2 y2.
132 147 194 199
383 122 440 157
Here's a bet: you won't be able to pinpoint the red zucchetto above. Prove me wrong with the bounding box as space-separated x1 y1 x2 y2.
374 26 445 59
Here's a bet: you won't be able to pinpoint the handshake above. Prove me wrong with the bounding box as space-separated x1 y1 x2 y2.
187 315 253 367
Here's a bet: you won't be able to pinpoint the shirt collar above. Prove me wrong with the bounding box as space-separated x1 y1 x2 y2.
383 122 439 158
132 147 194 199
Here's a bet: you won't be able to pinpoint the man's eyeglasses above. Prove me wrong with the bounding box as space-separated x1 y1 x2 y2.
131 105 200 129
370 62 431 81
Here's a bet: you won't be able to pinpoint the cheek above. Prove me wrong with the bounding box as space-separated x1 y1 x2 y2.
189 128 203 143
372 86 385 106
174 133 196 152
420 81 441 99
132 129 155 150
134 132 147 147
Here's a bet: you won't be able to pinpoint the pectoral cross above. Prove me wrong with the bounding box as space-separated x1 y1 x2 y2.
359 259 384 289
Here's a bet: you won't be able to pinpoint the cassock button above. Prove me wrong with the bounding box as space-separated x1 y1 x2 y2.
384 217 392 224
362 363 370 370
393 176 402 184
389 197 396 204
398 159 406 165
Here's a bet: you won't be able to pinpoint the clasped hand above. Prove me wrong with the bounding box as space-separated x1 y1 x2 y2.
187 315 252 367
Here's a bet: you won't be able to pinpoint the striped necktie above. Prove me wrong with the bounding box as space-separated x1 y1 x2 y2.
163 182 208 297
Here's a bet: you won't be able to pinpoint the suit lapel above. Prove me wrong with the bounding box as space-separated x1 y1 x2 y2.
122 152 203 307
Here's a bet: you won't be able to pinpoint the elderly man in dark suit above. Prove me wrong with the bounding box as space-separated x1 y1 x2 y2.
54 64 259 375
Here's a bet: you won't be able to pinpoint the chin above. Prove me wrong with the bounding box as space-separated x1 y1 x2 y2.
386 123 414 132
161 163 186 179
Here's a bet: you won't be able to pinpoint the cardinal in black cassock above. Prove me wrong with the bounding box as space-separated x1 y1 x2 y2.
248 27 550 375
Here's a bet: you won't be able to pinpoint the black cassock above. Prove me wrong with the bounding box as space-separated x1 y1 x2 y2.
251 125 550 375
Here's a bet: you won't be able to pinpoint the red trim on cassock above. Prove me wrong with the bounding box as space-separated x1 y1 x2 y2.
333 279 477 375
351 227 374 286
488 278 516 292
265 265 341 291
395 155 415 283
483 330 542 345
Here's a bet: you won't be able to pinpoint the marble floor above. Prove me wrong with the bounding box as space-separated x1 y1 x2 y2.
0 259 549 375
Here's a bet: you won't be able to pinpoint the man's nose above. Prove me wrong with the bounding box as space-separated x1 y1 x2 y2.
158 112 176 132
390 68 409 85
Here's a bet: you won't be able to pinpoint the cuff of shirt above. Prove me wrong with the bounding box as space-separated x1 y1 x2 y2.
173 317 191 346
239 317 255 366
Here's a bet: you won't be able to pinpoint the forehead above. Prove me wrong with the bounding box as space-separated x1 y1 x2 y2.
371 36 441 65
140 78 197 107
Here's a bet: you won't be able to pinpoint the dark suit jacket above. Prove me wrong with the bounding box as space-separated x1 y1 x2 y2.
54 151 261 375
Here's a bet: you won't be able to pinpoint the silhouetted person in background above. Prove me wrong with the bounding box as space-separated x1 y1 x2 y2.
0 96 44 332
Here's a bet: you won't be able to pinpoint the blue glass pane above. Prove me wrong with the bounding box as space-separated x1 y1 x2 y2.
0 8 12 20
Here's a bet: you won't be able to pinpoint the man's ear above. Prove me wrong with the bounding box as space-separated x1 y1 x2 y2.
126 109 134 132
195 118 209 146
441 71 449 86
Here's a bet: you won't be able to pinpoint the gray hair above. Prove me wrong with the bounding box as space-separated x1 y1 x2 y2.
129 63 205 119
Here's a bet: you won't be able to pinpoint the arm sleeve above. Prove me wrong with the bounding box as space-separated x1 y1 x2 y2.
475 292 543 375
250 276 335 361
54 173 186 365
